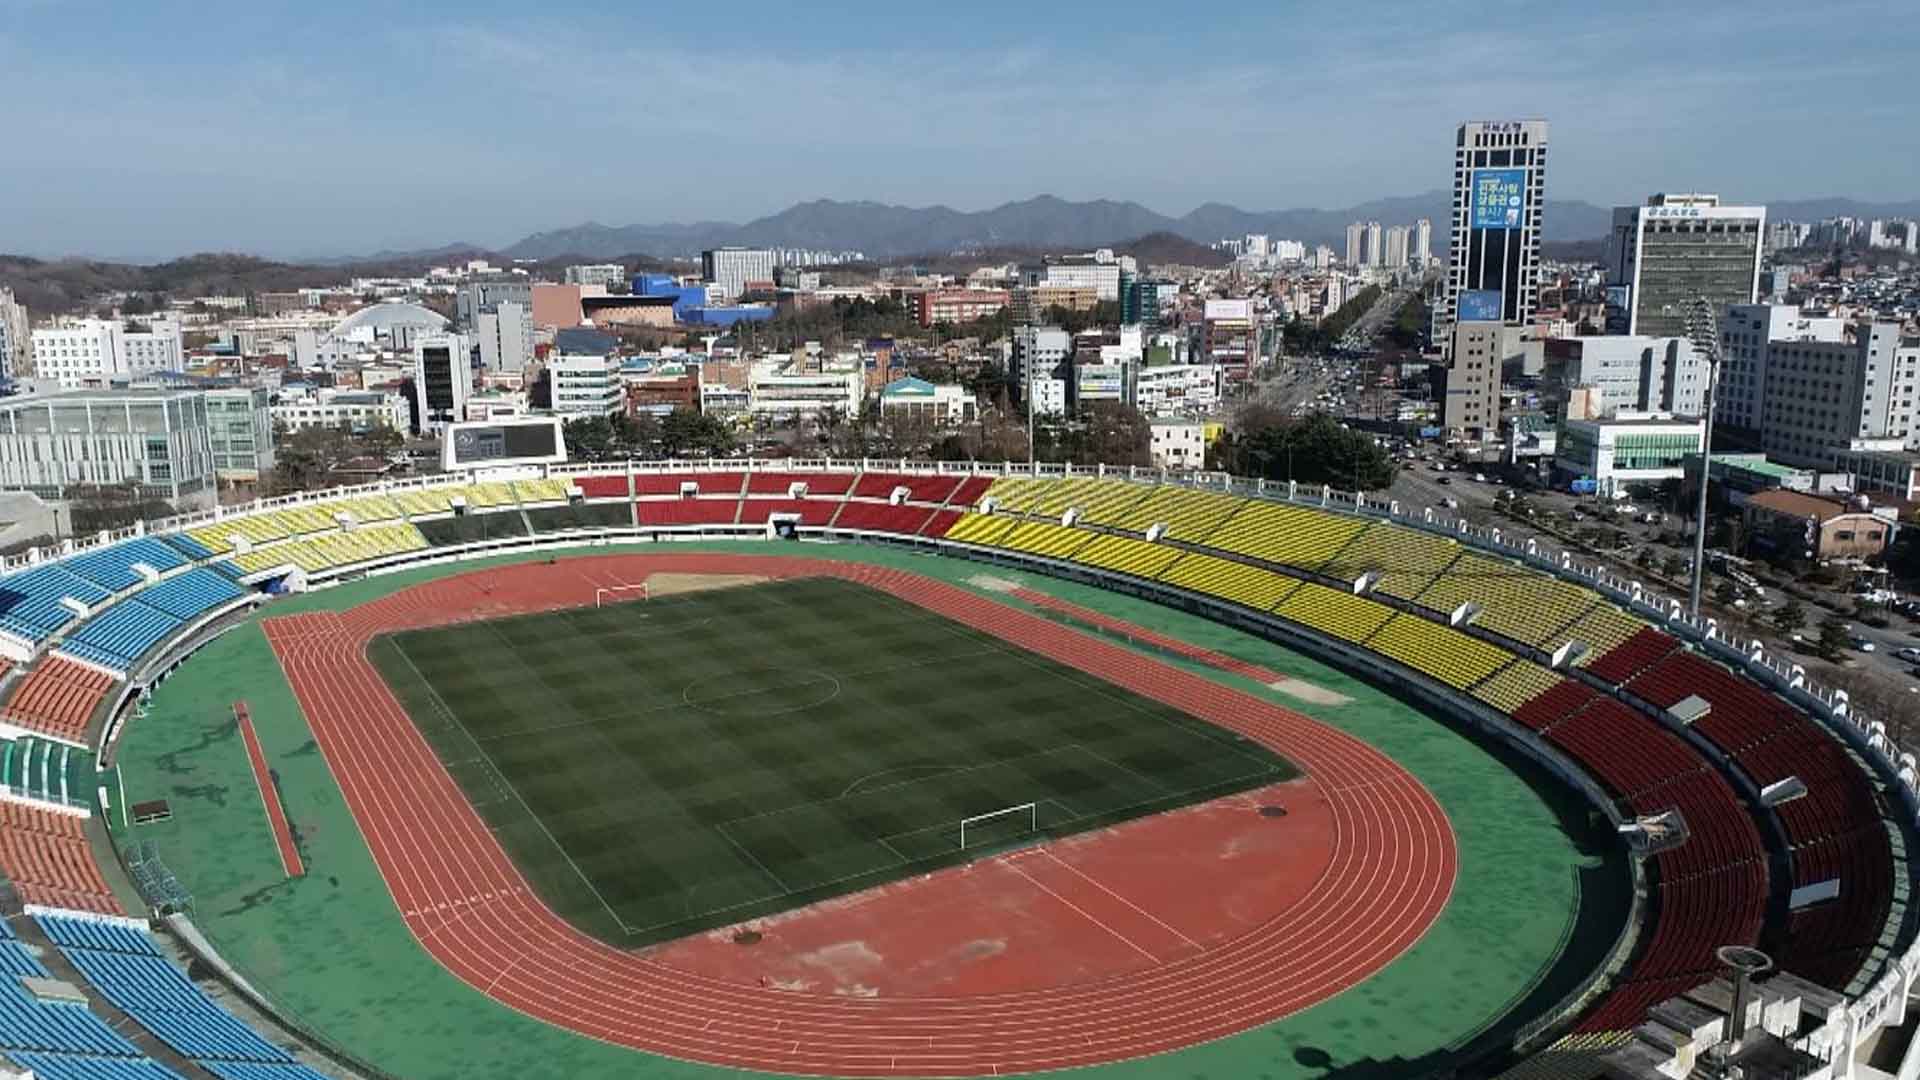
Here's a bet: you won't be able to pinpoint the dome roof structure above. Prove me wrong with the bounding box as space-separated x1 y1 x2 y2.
331 302 449 337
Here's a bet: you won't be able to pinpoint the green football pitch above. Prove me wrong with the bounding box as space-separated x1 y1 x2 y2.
368 576 1297 946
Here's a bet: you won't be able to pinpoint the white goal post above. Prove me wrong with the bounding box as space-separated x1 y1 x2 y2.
958 802 1038 849
595 583 650 607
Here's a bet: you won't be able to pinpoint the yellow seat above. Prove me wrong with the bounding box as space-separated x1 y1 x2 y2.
1070 533 1183 579
1207 500 1368 571
1322 522 1461 600
1274 581 1395 643
1412 552 1601 647
1472 660 1567 715
1158 553 1300 611
1366 614 1513 689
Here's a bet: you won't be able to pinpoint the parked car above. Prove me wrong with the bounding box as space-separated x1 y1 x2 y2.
1437 476 1452 485
1896 646 1920 663
1852 637 1878 653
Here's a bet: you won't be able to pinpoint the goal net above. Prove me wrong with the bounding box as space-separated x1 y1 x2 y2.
595 583 650 607
958 802 1039 850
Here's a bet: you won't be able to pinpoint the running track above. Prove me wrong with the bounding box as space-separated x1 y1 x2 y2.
261 554 1456 1076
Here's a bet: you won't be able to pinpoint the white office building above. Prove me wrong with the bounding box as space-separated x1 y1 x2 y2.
1011 326 1071 407
546 353 624 418
701 248 777 302
477 301 533 373
1017 260 1123 302
30 319 185 389
1150 420 1211 470
878 377 976 426
748 367 863 420
1605 193 1765 337
1716 304 1848 432
1554 414 1705 497
1746 321 1920 468
1134 363 1222 416
1544 336 1709 418
205 386 276 481
272 387 410 434
0 389 219 509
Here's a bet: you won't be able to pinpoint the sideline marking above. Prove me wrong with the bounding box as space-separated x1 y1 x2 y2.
234 701 304 879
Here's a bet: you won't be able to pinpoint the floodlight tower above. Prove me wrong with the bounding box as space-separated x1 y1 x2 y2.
1683 297 1724 618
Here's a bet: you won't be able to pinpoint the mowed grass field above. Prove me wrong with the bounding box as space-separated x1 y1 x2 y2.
367 576 1295 946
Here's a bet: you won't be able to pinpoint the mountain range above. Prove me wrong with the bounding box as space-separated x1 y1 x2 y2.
493 193 1920 263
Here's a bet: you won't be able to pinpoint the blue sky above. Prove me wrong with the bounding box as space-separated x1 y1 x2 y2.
1 0 1913 258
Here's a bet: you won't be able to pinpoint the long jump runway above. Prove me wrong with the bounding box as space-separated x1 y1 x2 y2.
260 553 1456 1076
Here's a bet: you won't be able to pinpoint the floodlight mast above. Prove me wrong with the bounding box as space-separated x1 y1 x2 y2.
1682 297 1724 619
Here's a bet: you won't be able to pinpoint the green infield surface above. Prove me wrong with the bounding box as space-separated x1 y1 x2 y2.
367 575 1297 945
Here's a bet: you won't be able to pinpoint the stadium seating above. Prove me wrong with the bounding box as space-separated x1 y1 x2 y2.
456 482 517 509
1510 679 1599 732
0 983 144 1056
1273 581 1396 644
743 471 855 497
942 513 1018 547
134 570 245 623
1158 551 1302 613
920 509 965 537
0 567 114 644
634 500 742 527
511 478 572 504
40 914 298 1069
1579 624 1675 683
226 524 429 577
1070 533 1184 580
1205 500 1368 572
826 501 937 535
1470 660 1567 716
1412 552 1601 647
1056 478 1157 527
945 476 995 507
737 499 836 526
62 602 181 673
1321 522 1462 601
1 659 117 744
573 475 631 500
0 801 120 913
993 521 1092 561
412 514 530 548
976 476 1051 515
62 540 187 594
325 493 405 525
1106 486 1242 542
524 503 634 533
850 472 962 503
1366 615 1513 691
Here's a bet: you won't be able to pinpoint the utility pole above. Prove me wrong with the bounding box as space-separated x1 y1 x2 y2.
1682 297 1724 618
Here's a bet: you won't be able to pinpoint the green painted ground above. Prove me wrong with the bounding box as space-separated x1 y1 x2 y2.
368 576 1291 945
111 541 1618 1080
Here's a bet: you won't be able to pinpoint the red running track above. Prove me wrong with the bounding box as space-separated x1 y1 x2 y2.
234 701 304 878
261 554 1456 1076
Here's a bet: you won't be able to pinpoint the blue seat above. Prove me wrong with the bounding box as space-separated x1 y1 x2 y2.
159 534 215 560
46 927 293 1065
64 601 182 672
5 1051 183 1080
63 540 188 594
0 566 113 643
0 940 49 979
137 570 245 623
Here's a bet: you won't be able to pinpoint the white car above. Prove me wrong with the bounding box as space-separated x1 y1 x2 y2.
1897 646 1920 663
1852 638 1878 654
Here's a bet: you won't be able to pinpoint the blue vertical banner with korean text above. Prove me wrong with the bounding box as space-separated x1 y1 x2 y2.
1471 168 1527 230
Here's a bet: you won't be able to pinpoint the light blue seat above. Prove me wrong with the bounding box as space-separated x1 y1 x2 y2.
137 570 244 622
63 540 187 593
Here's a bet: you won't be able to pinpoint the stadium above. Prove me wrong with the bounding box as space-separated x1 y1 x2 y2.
0 431 1912 1080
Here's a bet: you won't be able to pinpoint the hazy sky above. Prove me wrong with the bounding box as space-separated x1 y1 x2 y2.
1 0 1914 258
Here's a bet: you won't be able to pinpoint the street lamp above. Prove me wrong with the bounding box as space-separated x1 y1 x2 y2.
1682 297 1724 619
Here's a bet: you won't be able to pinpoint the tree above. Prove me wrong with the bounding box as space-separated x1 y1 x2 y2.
660 409 733 458
1714 579 1741 608
1208 412 1395 491
1816 616 1852 662
1772 599 1806 636
1661 553 1688 580
1635 548 1658 571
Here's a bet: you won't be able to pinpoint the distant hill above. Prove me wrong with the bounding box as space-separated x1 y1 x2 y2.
496 192 1628 261
1117 231 1232 268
